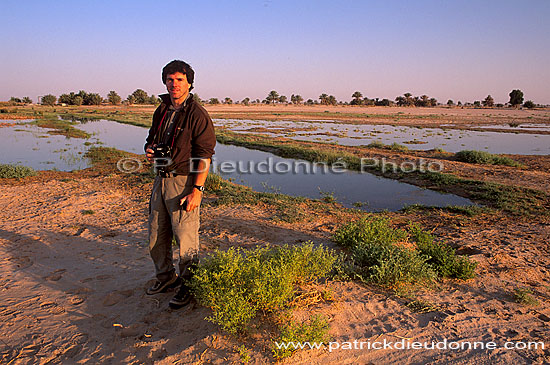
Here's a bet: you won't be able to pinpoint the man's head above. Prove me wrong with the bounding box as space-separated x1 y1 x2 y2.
162 60 194 91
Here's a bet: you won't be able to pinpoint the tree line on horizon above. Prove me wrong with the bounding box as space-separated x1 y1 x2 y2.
8 89 161 107
8 88 538 109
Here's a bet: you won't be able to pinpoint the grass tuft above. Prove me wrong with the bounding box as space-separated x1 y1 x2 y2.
513 288 539 306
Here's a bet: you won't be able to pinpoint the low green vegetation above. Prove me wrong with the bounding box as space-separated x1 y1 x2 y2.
332 216 477 290
366 141 408 151
400 204 492 217
424 171 548 216
190 242 336 337
0 164 37 179
58 109 152 128
235 345 251 363
272 315 330 360
455 150 523 167
406 299 441 313
513 288 539 306
84 146 128 165
29 117 91 138
409 223 476 279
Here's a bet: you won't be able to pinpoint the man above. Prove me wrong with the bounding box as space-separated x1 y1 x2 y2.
144 60 216 309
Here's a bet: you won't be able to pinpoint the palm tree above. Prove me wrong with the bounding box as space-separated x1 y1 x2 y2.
351 91 363 105
403 92 414 106
319 93 329 105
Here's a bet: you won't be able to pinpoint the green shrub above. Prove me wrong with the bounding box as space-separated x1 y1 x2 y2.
190 243 336 334
351 239 435 287
455 150 521 167
332 216 407 249
0 164 37 179
272 315 330 360
409 223 477 279
513 288 539 306
333 217 435 288
333 217 477 288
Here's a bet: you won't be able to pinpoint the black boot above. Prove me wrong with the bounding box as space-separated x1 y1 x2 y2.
169 282 192 309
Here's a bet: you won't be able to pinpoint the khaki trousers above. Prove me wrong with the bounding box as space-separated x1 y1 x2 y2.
148 175 199 281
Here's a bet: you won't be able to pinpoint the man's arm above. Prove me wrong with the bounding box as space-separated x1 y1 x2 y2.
179 158 211 212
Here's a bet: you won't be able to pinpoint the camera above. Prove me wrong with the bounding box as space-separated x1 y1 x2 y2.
152 143 172 173
153 143 172 158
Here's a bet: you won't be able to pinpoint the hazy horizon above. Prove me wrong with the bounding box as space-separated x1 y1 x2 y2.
1 0 549 105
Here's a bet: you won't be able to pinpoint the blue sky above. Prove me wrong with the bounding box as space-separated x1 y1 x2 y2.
1 0 549 104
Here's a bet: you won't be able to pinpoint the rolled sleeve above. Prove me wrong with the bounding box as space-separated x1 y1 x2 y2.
191 114 216 159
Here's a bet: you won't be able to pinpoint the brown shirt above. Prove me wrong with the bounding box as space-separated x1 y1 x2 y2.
145 93 216 175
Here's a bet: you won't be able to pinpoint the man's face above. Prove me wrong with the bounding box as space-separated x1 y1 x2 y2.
165 72 190 101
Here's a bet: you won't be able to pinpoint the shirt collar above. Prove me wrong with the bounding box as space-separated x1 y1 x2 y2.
166 93 191 111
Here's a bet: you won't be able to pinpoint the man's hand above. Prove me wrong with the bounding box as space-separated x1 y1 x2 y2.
180 189 203 212
145 144 156 163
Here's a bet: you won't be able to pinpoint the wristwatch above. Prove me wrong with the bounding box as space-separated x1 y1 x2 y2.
193 185 205 192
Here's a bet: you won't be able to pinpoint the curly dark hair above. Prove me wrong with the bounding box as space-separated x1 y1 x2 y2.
162 60 194 91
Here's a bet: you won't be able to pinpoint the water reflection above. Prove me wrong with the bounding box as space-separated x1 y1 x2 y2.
214 119 550 155
0 118 474 211
213 144 474 211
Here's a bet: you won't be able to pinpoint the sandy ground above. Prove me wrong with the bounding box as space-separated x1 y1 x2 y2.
1 174 549 364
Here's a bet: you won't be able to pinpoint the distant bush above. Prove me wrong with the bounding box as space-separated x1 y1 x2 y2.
455 150 522 167
190 243 336 334
0 164 37 179
523 100 535 109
